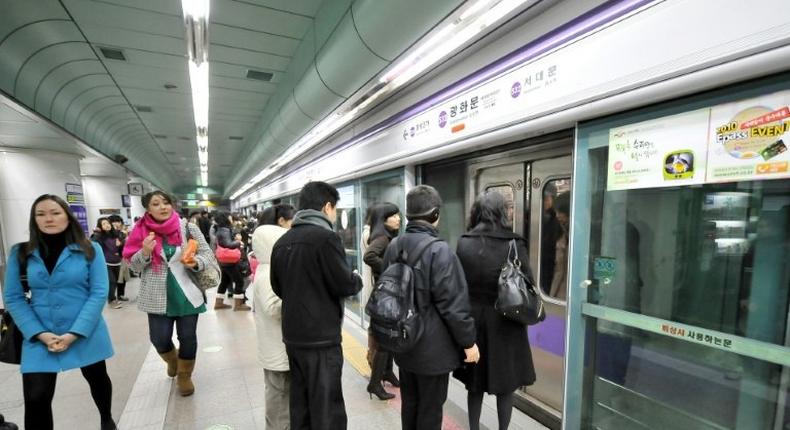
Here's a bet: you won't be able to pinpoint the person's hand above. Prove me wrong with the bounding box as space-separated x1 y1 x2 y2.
51 333 78 353
183 259 198 269
142 232 156 257
37 332 61 350
464 344 480 363
116 239 122 247
234 233 242 241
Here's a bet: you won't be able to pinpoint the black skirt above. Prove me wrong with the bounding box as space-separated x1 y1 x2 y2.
453 302 536 394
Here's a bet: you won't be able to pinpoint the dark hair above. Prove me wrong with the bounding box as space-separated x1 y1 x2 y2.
259 204 296 226
554 192 571 216
107 214 123 224
188 211 201 219
368 202 400 244
468 191 510 231
142 190 174 210
406 185 442 223
95 217 118 239
215 211 232 228
298 181 339 211
20 194 95 262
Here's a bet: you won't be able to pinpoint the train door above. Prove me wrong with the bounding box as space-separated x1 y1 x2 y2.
469 153 572 428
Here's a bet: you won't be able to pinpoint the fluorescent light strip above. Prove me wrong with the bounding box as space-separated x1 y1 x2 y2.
188 62 209 129
182 0 211 187
230 0 531 200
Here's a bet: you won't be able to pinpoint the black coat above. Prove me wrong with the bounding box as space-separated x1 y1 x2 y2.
382 222 476 375
271 222 362 348
453 227 536 393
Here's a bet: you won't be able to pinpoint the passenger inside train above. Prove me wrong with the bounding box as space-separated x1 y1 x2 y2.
1 0 789 429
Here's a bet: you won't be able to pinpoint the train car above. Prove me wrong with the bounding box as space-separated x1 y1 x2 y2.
232 1 790 429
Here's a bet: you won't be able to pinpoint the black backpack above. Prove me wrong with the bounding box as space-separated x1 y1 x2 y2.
365 235 439 354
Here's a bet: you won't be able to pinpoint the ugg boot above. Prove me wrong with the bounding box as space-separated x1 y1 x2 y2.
214 297 231 310
233 297 251 311
159 348 179 377
176 358 196 396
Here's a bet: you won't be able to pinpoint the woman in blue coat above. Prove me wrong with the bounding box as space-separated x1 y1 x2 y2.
3 194 116 430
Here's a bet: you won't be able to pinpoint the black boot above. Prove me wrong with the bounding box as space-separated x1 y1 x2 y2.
367 351 395 400
383 356 400 387
0 414 19 430
101 417 117 430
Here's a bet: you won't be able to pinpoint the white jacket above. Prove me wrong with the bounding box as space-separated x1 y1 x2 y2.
251 224 288 371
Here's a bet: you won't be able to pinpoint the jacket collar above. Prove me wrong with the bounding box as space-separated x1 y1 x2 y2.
462 226 520 240
31 243 84 270
292 209 334 232
405 221 438 236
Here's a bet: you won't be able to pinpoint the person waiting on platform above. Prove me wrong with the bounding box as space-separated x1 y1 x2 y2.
454 190 537 430
271 181 362 430
251 203 295 430
381 185 479 430
91 217 124 309
213 211 250 311
362 202 402 400
107 215 130 301
3 194 117 430
124 191 214 396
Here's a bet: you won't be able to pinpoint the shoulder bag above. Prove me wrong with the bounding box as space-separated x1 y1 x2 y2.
0 251 30 364
495 239 546 326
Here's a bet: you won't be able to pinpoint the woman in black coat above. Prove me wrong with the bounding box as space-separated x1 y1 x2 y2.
362 202 401 400
214 212 249 311
454 190 536 430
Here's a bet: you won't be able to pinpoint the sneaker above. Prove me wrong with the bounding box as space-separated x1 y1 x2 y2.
117 296 129 301
110 301 123 309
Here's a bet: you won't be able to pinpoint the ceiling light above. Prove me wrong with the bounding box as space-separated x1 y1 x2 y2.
188 62 209 129
202 193 209 200
182 0 211 192
229 0 533 200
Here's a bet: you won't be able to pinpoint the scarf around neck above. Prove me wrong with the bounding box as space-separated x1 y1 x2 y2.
123 212 182 271
291 209 334 232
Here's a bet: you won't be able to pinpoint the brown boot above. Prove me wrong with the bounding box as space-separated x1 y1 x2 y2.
176 358 195 396
233 298 251 311
159 348 178 377
214 297 231 310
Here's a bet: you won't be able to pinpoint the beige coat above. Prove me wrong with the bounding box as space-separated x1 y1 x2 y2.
251 224 288 371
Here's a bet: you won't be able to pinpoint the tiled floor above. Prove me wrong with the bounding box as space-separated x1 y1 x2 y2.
2 280 550 430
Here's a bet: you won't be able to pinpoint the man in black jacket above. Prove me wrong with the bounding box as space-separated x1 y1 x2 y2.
382 185 479 430
271 181 362 430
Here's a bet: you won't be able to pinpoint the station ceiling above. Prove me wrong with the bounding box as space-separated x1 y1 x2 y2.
0 0 464 198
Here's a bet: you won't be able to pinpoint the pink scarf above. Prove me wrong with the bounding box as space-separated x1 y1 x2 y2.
123 212 182 272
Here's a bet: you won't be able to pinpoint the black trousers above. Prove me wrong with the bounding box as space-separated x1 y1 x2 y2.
22 360 113 430
286 345 347 430
218 264 245 296
399 369 449 430
106 265 119 302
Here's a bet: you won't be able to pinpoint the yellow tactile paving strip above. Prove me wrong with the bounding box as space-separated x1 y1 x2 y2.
342 329 371 378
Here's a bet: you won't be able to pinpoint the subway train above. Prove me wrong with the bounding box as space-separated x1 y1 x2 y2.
230 1 790 429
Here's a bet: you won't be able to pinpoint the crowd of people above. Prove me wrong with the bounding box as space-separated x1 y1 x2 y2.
1 181 539 430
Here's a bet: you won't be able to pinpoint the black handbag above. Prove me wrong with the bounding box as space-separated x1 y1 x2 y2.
0 256 30 365
494 239 546 326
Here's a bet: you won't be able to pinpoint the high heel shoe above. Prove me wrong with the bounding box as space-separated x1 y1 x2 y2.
383 371 400 387
367 382 395 400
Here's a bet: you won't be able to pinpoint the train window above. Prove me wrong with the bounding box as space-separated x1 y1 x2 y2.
485 183 515 228
540 178 571 300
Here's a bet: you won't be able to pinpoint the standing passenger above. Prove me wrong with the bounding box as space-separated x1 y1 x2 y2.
124 191 214 396
92 217 124 309
454 191 537 430
3 194 116 429
270 181 362 430
362 202 402 400
108 215 129 301
214 211 250 311
251 204 295 430
381 185 479 430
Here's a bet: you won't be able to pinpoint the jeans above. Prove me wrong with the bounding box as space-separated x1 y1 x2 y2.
218 264 245 296
147 313 199 359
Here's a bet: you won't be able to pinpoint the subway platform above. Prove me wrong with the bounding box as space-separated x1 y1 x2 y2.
0 278 548 430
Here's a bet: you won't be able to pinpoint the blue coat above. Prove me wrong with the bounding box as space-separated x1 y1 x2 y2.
3 242 114 373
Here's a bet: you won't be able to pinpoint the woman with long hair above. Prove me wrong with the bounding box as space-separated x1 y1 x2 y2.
454 190 537 430
124 191 215 396
92 217 123 309
251 203 295 430
213 211 250 311
3 194 116 429
362 202 402 400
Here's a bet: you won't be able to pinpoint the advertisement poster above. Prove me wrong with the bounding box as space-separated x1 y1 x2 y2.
65 183 89 234
607 109 710 191
707 91 790 182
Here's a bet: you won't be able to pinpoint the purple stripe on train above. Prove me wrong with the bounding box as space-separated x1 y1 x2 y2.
528 313 566 357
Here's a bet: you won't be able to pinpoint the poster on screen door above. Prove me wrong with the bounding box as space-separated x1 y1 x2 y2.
608 89 790 190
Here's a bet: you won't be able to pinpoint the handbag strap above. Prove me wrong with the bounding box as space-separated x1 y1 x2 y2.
16 244 30 296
